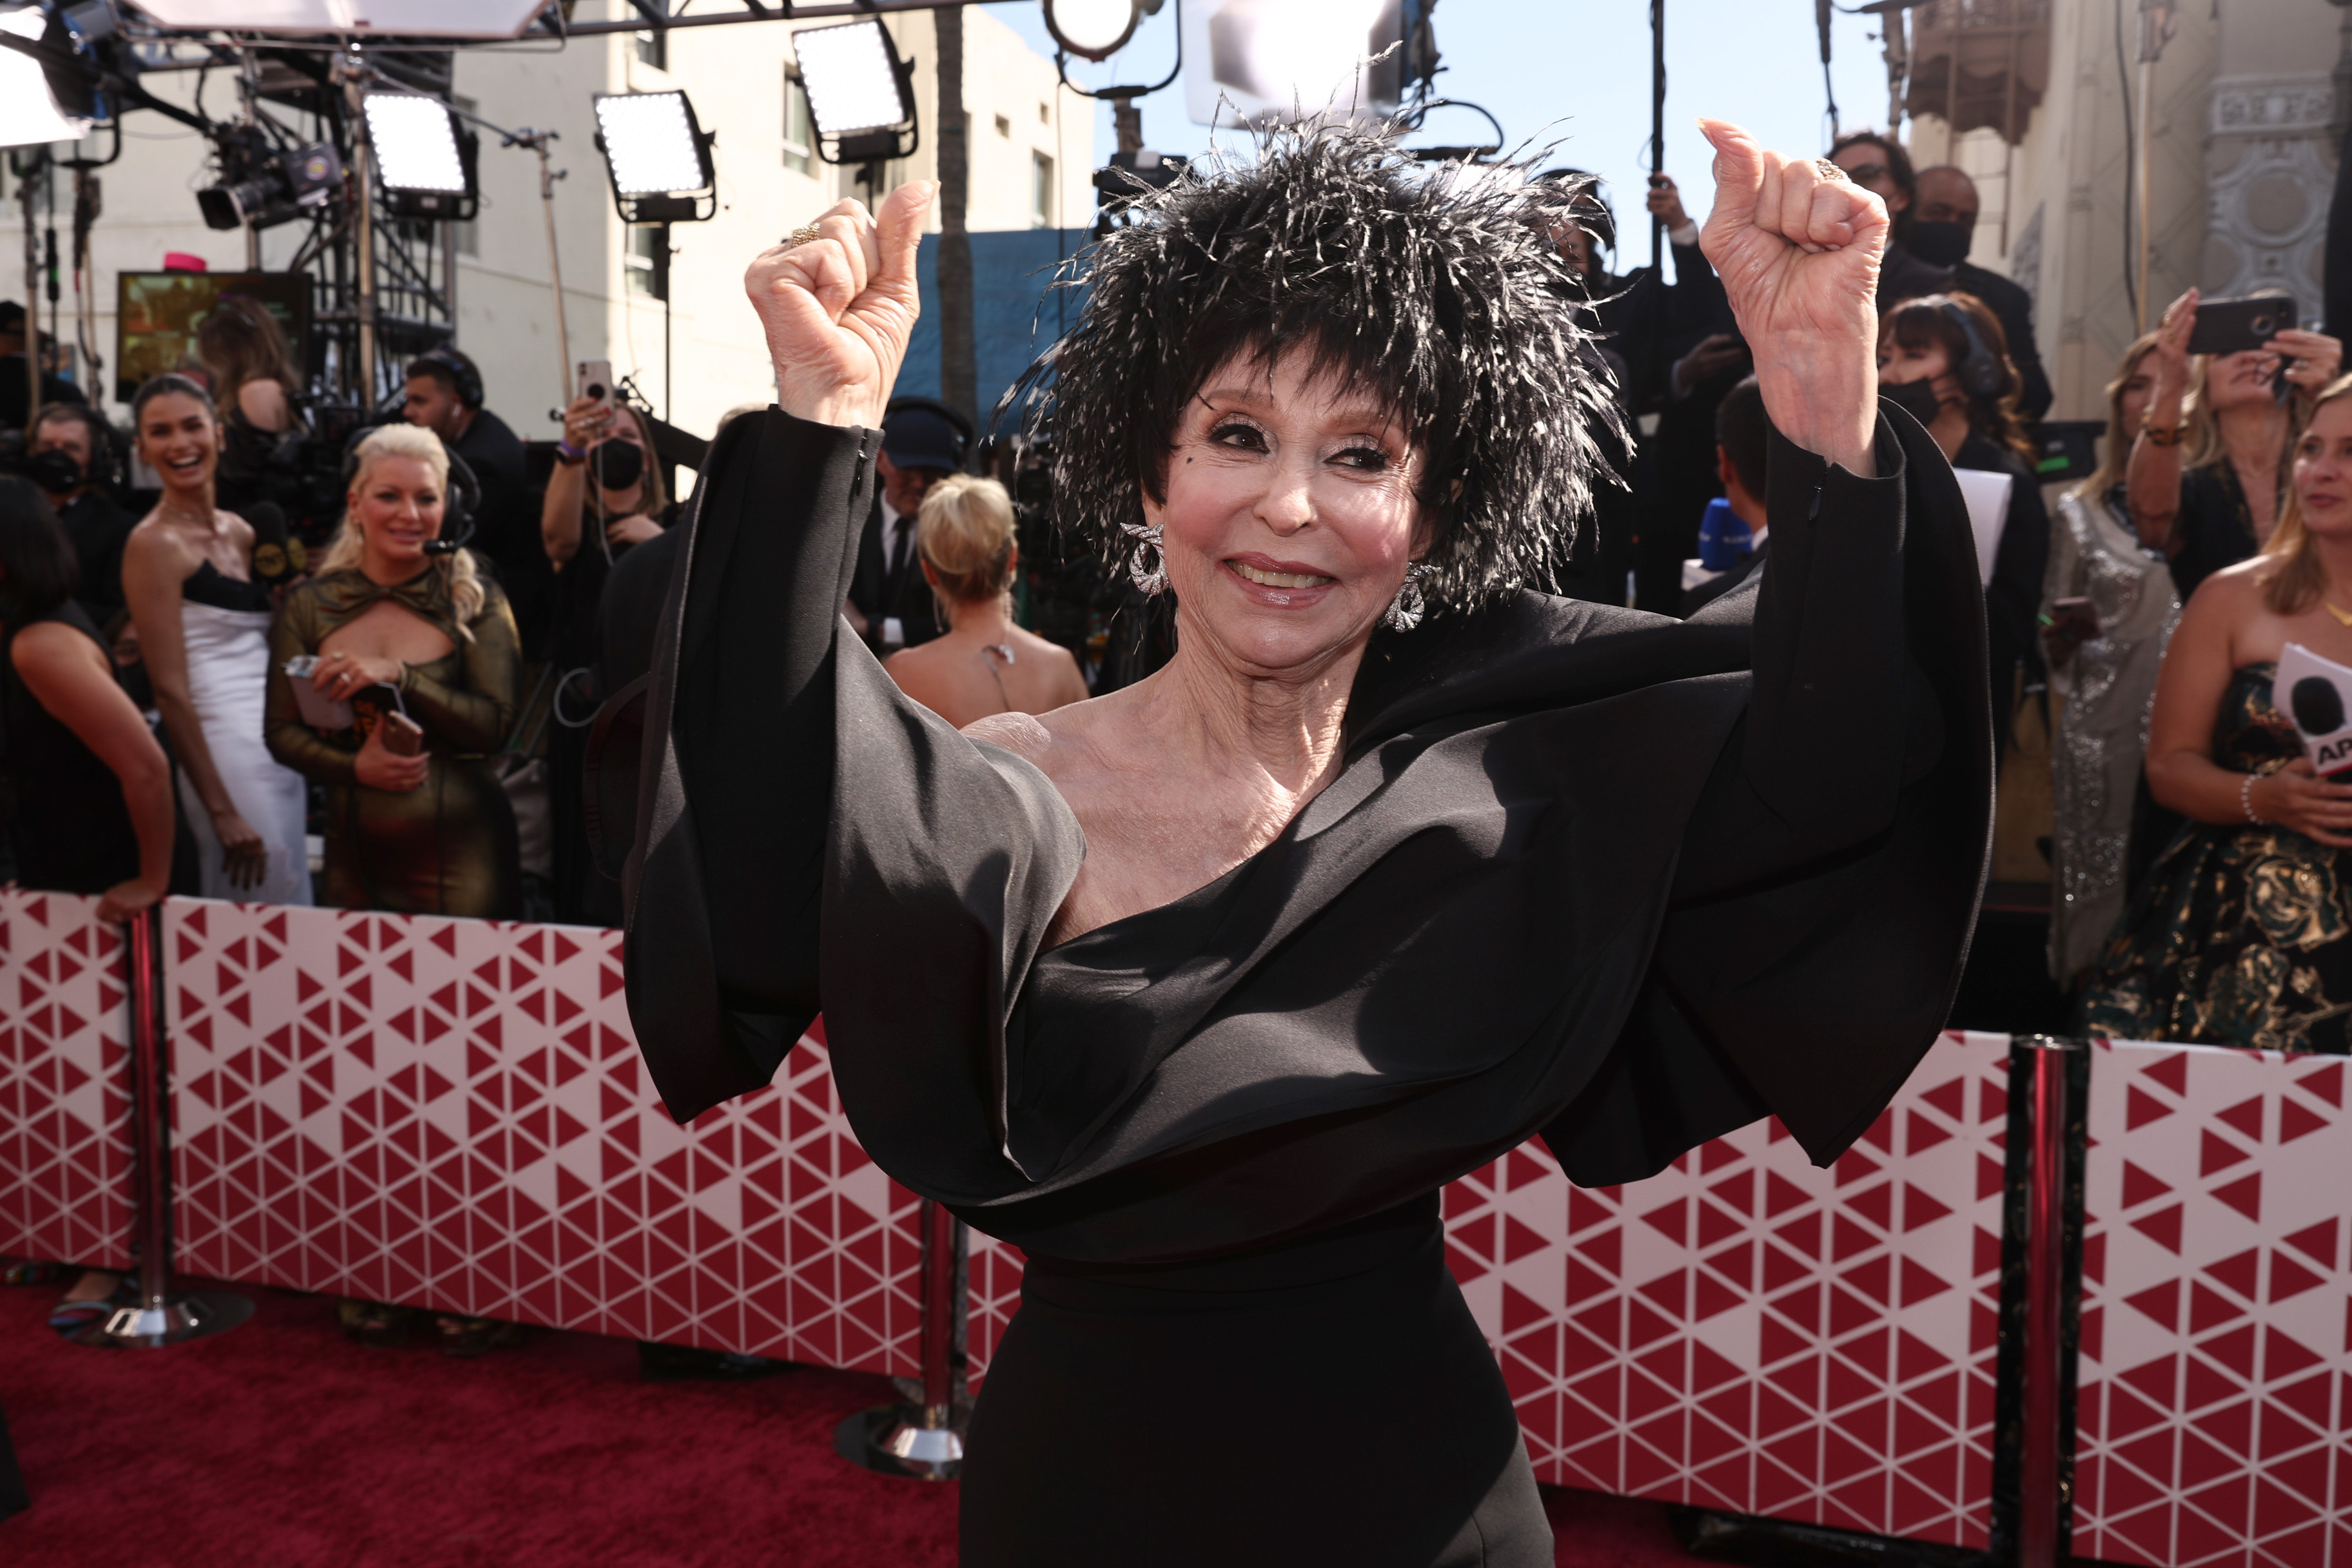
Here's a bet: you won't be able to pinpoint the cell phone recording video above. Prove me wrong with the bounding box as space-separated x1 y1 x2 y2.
2188 295 2297 358
576 358 616 413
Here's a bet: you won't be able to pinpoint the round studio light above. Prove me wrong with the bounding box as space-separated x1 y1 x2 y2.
1042 0 1142 62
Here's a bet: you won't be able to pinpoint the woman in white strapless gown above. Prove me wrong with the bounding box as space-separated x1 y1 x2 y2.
119 374 310 906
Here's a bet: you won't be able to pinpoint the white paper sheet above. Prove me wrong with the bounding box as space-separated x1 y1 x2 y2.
1954 468 2014 588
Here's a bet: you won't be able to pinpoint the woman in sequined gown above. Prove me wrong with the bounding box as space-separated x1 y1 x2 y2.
2083 378 2352 1052
2041 335 2180 985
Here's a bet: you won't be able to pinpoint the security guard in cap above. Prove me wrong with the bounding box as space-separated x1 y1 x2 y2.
848 396 972 653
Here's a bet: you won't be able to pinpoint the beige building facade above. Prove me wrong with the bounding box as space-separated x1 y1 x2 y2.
1899 0 2344 422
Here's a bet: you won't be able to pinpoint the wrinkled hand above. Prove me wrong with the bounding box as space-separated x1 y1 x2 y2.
97 877 165 925
748 184 936 431
353 724 429 794
1697 119 1886 475
210 807 268 890
2271 328 2344 396
606 513 664 547
2253 760 2352 849
314 649 402 701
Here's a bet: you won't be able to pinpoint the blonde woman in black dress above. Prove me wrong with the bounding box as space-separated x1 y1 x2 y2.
626 122 1990 1564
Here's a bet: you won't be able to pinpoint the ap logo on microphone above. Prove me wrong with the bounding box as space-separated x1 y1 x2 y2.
2277 642 2352 776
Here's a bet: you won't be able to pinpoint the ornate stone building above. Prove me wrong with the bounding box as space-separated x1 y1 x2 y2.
1896 0 2342 420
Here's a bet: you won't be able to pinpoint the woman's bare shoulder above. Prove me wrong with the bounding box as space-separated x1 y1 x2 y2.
121 515 194 573
964 706 1054 751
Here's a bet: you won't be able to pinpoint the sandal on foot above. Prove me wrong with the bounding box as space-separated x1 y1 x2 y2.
436 1315 520 1358
338 1300 416 1348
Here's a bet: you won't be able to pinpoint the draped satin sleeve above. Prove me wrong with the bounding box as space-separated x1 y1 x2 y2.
627 401 1990 1264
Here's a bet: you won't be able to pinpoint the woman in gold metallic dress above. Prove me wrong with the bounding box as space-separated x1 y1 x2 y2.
265 424 522 919
2083 378 2352 1052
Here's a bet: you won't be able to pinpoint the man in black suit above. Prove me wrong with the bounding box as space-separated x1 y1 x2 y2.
404 347 549 651
1682 375 1772 616
1909 165 2052 423
848 397 970 654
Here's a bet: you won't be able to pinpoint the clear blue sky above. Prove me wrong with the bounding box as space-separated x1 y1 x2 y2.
981 0 1899 279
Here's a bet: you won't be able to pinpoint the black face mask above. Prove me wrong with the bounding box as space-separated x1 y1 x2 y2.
24 448 81 495
591 438 645 492
1907 220 1972 268
1881 376 1949 429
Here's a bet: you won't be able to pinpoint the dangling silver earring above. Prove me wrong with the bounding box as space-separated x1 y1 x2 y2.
1384 564 1434 632
1122 520 1168 596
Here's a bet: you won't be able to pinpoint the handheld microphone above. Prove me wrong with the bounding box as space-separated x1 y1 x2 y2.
2290 676 2345 739
2278 642 2352 776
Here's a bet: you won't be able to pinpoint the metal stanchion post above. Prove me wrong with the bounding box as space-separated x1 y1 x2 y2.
72 906 253 1349
2017 1037 2073 1568
834 1198 968 1480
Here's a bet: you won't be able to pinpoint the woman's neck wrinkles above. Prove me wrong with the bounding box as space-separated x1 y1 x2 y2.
1151 627 1360 803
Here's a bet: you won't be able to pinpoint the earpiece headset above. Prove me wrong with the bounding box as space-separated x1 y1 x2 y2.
412 345 485 411
1937 300 2005 398
34 403 124 491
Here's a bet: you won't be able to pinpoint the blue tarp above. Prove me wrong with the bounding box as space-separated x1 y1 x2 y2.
900 228 1093 431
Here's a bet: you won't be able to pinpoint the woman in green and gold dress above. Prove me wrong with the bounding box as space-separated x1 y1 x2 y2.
264 423 522 919
2083 377 2352 1052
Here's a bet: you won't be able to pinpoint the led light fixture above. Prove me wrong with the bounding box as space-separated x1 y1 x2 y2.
591 90 714 224
791 19 917 165
362 92 477 221
0 7 93 148
1042 0 1149 62
130 0 547 39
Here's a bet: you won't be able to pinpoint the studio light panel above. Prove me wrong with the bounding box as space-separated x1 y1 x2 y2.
792 21 909 138
363 93 467 193
0 8 91 150
593 91 708 196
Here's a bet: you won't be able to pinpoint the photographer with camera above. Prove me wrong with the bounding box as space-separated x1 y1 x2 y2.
404 347 547 653
27 402 135 627
544 383 674 922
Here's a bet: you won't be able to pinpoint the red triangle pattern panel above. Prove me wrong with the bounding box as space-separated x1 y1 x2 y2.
2077 1039 2352 1568
1442 1030 2008 1548
967 1028 2008 1538
162 897 925 1377
0 887 134 1270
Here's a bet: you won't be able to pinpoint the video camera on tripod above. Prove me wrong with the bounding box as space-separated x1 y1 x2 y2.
198 126 342 233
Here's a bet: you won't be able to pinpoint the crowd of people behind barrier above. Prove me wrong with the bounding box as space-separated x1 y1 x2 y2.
5 118 2352 1346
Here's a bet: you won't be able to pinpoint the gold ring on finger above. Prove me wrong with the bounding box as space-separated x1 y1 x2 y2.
783 224 824 250
1813 159 1845 182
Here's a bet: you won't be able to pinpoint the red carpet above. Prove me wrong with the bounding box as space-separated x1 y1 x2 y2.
0 1275 1689 1565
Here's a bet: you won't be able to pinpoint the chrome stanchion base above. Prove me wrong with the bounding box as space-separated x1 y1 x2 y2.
833 1404 965 1481
70 1289 254 1349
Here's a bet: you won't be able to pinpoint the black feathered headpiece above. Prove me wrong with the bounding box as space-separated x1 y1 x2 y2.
1006 118 1624 611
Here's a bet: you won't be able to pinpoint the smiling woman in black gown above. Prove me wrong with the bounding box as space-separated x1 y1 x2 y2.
622 121 1990 1565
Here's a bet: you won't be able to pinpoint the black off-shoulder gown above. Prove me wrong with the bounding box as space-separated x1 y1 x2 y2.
622 404 1990 1565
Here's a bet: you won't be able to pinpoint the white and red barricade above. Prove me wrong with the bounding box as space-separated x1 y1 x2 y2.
0 888 134 1272
14 886 2352 1564
2075 1039 2352 1568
